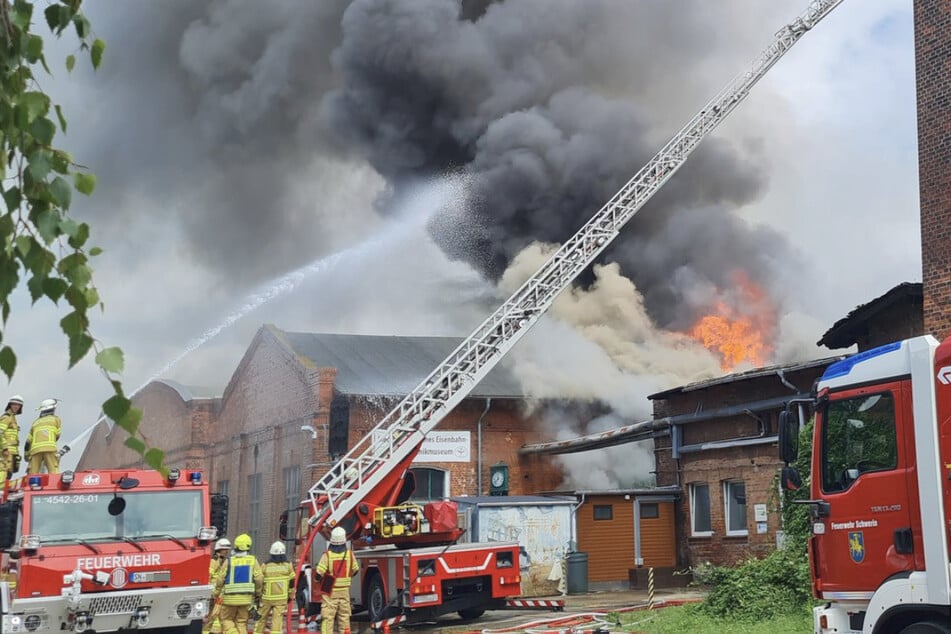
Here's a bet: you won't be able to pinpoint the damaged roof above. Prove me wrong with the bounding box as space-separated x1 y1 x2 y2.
278 330 525 398
818 282 922 350
647 356 843 400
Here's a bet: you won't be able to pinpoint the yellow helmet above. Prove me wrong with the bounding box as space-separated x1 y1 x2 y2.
234 533 252 551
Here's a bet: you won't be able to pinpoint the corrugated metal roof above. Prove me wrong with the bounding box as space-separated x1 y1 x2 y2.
280 331 525 398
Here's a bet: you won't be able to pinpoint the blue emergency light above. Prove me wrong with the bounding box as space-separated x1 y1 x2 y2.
28 475 42 489
189 471 202 485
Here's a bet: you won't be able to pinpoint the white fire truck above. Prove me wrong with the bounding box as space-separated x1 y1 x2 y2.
285 1 848 630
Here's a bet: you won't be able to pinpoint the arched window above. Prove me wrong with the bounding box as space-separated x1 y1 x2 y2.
409 467 448 501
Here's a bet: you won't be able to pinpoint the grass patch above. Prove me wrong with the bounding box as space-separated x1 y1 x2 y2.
615 602 812 633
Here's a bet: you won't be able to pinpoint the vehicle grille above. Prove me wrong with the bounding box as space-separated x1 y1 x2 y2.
89 594 143 615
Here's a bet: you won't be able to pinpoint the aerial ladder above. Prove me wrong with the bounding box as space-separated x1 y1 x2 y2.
303 0 846 540
289 0 848 627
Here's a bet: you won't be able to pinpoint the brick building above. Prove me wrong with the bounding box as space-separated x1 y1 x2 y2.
915 0 951 340
650 358 840 568
78 324 566 556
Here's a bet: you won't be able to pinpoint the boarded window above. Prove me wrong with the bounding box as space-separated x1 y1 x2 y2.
593 505 613 521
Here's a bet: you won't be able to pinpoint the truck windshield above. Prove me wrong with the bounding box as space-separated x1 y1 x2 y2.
29 490 204 543
820 391 898 493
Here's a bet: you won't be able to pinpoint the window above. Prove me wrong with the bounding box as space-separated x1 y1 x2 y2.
593 505 613 521
248 473 262 552
284 466 301 512
640 503 659 519
689 483 712 536
723 480 747 536
820 392 898 493
409 467 447 501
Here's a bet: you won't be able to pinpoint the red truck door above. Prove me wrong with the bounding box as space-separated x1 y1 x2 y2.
811 383 917 597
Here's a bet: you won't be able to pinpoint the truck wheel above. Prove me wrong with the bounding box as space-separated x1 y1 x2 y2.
367 574 388 623
458 608 485 620
901 622 951 634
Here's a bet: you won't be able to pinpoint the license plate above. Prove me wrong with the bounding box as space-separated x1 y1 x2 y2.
130 571 171 583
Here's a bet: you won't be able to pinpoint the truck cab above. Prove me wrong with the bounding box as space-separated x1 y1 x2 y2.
0 469 228 634
780 336 951 633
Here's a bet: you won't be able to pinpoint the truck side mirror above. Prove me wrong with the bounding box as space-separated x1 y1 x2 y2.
0 502 17 550
279 511 289 541
778 410 799 464
780 465 802 491
210 494 229 536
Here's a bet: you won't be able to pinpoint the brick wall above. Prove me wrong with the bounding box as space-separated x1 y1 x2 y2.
916 0 951 340
346 397 565 497
652 363 830 567
77 326 567 558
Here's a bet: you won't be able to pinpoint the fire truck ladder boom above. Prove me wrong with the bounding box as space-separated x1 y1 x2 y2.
307 0 846 531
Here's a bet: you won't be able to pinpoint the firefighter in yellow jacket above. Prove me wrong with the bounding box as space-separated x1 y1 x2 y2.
0 396 23 483
215 533 263 634
27 399 61 475
316 527 359 634
203 538 232 634
253 542 295 634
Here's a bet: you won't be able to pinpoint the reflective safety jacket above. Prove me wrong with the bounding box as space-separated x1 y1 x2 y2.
0 411 19 454
316 549 359 591
28 415 60 454
219 552 263 606
261 560 295 602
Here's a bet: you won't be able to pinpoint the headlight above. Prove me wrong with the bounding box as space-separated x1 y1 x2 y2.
193 600 208 618
197 526 218 542
19 535 40 551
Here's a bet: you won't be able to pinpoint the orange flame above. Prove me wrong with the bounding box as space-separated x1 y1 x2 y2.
689 271 776 372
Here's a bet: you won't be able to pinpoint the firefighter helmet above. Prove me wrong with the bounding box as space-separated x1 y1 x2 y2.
330 526 347 545
7 395 23 406
269 541 286 556
214 538 232 551
234 533 252 551
38 398 57 412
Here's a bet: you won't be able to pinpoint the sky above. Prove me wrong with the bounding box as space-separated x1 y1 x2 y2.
2 0 920 486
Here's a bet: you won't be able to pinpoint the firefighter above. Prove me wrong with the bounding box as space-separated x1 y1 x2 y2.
204 538 232 634
215 533 263 634
26 399 61 475
0 395 23 483
253 542 295 634
316 527 359 634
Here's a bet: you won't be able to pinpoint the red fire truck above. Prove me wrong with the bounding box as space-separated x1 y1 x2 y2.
779 335 951 633
0 468 228 634
285 1 847 630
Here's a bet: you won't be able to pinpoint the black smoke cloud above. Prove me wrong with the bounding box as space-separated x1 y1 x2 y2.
323 0 796 326
72 0 798 326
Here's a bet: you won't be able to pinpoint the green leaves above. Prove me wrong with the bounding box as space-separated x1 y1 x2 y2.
74 172 96 195
2 1 162 471
91 39 105 69
95 346 124 373
0 347 15 381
